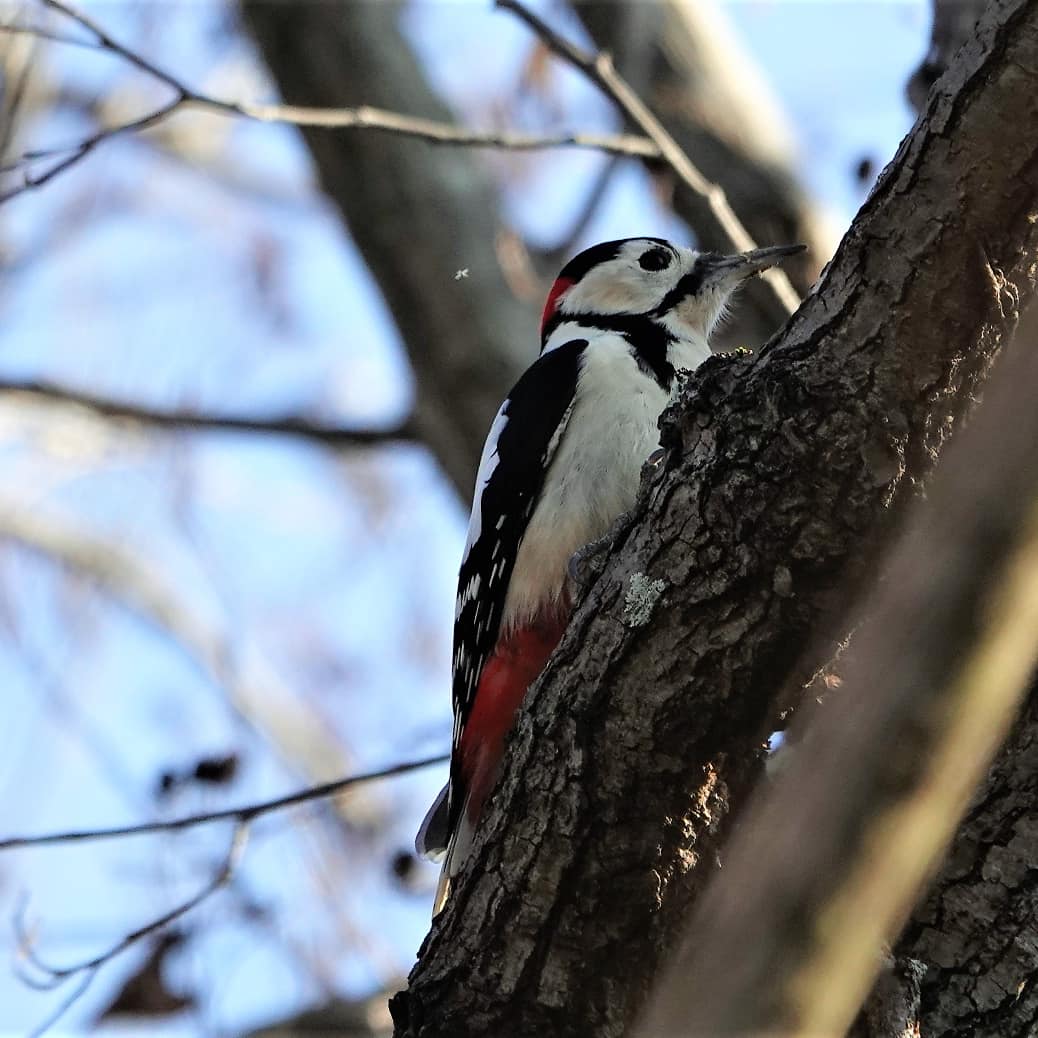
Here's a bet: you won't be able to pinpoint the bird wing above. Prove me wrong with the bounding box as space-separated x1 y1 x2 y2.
445 338 587 838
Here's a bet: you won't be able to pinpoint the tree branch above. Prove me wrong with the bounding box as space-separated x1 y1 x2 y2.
0 377 418 447
0 0 659 205
392 1 1038 1033
496 0 802 316
572 0 830 345
0 754 448 850
865 679 1038 1035
16 823 247 1035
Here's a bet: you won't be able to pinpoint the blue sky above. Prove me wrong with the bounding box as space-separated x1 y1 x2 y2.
0 1 927 1034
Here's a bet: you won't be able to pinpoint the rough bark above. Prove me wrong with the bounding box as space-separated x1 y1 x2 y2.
240 0 532 500
392 1 1038 1034
637 312 1038 1035
574 0 830 343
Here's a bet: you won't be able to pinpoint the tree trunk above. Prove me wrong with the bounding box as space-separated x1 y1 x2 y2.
638 310 1038 1035
391 1 1038 1034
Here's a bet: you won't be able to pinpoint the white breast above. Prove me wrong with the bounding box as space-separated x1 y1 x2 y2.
502 328 708 629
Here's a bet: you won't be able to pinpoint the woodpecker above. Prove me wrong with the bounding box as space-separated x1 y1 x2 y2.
417 236 803 913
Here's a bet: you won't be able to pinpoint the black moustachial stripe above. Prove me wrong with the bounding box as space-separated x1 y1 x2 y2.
542 311 676 391
651 252 720 316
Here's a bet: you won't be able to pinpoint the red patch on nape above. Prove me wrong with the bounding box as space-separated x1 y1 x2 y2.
540 276 575 338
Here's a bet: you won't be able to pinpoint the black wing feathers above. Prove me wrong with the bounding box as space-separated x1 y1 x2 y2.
448 339 586 825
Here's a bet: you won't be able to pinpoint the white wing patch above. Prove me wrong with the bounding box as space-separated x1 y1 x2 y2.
455 572 481 621
461 408 509 566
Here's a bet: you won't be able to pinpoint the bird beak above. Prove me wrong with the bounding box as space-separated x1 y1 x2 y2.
650 243 806 320
702 243 806 284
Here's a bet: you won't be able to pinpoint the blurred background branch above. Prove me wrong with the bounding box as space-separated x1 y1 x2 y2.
1 754 449 851
0 377 419 448
0 0 661 205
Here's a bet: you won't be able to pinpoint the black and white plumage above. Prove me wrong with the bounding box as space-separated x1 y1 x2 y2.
418 236 804 914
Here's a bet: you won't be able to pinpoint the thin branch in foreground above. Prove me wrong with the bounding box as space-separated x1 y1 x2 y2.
0 0 659 205
0 21 106 51
0 377 419 447
0 754 449 850
495 0 802 317
0 97 178 204
15 823 248 1035
40 0 184 88
25 971 95 1038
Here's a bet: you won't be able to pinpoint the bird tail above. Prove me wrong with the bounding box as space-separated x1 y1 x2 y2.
432 810 476 916
416 782 449 863
418 783 476 916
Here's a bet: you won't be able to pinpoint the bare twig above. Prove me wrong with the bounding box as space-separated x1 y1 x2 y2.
0 377 418 447
0 15 38 164
0 96 181 203
16 823 248 1034
0 0 660 204
16 824 249 984
495 0 802 316
25 971 96 1038
194 99 658 159
0 754 448 850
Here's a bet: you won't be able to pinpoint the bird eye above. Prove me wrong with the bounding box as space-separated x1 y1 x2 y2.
638 247 671 272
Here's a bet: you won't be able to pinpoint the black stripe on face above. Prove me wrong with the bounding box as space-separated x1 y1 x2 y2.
652 252 720 315
547 312 676 391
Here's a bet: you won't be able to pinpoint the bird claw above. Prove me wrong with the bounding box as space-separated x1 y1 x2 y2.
567 534 612 588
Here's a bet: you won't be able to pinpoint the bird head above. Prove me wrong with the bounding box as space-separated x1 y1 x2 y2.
540 237 805 350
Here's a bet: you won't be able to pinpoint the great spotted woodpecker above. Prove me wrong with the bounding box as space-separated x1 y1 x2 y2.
417 237 803 913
